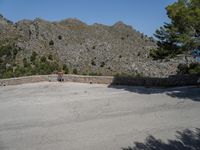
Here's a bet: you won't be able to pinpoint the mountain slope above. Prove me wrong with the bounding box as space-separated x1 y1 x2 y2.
0 15 194 78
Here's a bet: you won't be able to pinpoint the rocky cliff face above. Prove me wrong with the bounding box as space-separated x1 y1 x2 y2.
0 15 195 77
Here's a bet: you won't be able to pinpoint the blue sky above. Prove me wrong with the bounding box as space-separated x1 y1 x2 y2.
0 0 176 36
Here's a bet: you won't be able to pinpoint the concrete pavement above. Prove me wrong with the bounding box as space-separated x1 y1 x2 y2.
0 82 200 150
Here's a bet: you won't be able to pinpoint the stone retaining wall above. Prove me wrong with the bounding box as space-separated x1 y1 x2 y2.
0 75 114 86
0 75 48 86
111 75 200 87
0 74 199 87
62 75 113 84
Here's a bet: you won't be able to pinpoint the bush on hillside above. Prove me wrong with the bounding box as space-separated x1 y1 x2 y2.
177 63 200 75
73 68 78 74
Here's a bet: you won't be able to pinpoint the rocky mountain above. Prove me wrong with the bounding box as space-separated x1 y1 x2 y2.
0 15 195 78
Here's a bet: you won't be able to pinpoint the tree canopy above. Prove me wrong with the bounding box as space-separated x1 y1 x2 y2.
151 0 200 59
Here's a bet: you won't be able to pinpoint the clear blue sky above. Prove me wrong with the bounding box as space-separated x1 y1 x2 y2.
0 0 176 36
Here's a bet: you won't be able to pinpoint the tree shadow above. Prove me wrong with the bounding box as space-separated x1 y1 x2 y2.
108 75 200 102
110 75 200 87
108 85 200 102
122 128 200 150
166 87 200 101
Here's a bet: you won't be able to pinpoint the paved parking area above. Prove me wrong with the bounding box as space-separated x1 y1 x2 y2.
0 82 200 150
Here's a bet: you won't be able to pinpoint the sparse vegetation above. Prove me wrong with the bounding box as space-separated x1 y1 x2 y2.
0 46 62 78
100 62 105 67
0 44 21 78
73 68 78 74
58 35 62 40
30 51 38 62
91 60 96 66
48 54 53 60
0 45 119 78
2 13 195 78
107 66 112 70
49 40 54 46
177 63 200 75
0 45 14 58
62 64 69 74
23 58 30 67
88 72 102 76
40 56 47 62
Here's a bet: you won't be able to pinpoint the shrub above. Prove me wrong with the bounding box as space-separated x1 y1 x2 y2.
37 62 51 75
188 63 200 74
73 68 78 74
88 72 102 76
58 35 62 40
177 63 200 75
49 62 60 73
100 62 105 67
40 56 47 62
14 66 26 77
82 72 88 76
13 48 19 59
3 70 14 78
62 64 69 74
0 45 16 58
23 58 30 67
30 51 38 62
0 58 3 64
48 54 53 60
0 49 63 78
91 60 96 66
49 40 54 46
107 67 112 71
177 64 189 74
30 58 59 76
24 66 34 76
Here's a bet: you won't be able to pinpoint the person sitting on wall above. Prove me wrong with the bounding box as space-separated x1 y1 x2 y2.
57 71 64 82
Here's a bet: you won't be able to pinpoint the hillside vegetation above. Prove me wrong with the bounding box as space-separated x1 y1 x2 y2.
0 13 197 79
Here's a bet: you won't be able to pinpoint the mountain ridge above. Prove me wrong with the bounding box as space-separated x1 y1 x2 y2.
0 15 194 78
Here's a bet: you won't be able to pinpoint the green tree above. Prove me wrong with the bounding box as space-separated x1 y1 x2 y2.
152 0 200 59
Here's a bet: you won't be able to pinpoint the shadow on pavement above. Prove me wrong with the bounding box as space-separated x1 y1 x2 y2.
108 85 200 102
122 128 200 150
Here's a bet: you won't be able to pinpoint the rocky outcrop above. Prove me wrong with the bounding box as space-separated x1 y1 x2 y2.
0 15 196 77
